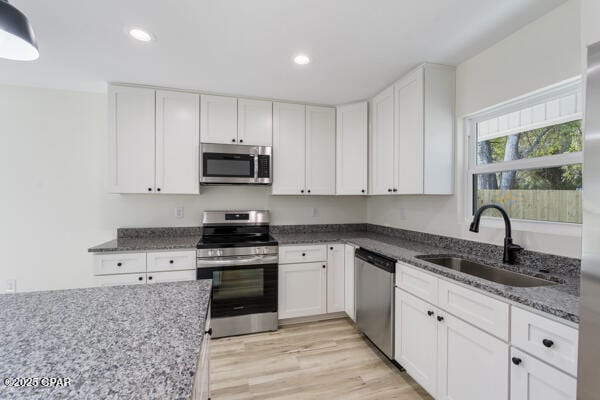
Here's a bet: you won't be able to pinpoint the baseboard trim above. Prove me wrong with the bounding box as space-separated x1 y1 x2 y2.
279 312 350 326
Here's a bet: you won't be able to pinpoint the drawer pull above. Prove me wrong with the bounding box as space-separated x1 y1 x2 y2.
542 339 554 348
512 357 522 366
322 265 326 269
148 276 153 281
117 262 122 267
427 310 434 316
138 276 143 281
437 315 444 322
169 260 174 264
302 253 306 256
330 247 333 250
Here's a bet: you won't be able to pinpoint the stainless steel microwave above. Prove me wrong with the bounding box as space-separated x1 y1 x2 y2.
200 143 272 185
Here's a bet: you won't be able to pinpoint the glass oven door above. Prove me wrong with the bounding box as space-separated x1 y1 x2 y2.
196 262 277 318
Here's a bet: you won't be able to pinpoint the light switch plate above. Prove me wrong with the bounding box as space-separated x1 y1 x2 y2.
175 207 184 219
6 279 16 293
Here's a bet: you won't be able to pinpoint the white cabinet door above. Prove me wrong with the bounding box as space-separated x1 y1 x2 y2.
272 102 306 195
395 289 438 398
326 244 345 313
155 90 200 194
109 86 156 194
237 98 272 146
336 102 368 195
94 273 147 287
510 348 576 400
147 250 197 272
147 270 196 283
394 67 424 194
200 95 238 144
437 312 509 400
344 245 356 321
278 262 327 319
370 87 395 195
306 106 336 195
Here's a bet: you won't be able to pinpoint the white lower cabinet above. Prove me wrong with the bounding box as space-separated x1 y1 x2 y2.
93 250 196 287
192 309 211 400
510 348 576 400
278 262 327 319
94 273 147 287
146 270 196 284
437 311 508 400
395 288 508 400
395 264 578 400
395 289 438 397
326 244 345 313
344 245 356 321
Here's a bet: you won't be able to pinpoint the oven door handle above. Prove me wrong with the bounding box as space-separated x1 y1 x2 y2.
196 255 278 268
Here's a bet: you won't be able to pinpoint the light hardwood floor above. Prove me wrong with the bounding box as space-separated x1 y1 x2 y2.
210 318 433 400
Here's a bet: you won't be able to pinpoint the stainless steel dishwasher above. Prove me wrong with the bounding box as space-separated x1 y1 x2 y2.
355 248 396 359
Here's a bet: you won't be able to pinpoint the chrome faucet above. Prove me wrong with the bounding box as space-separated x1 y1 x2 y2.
469 204 523 264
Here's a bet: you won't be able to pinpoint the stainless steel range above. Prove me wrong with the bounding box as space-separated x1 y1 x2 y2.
196 210 278 338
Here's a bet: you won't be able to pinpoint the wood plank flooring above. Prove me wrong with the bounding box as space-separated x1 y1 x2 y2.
210 318 433 400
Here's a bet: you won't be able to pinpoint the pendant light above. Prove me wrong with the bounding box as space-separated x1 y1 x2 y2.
0 0 38 61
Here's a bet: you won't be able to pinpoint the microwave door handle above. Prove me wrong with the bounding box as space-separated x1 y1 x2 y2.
254 154 259 180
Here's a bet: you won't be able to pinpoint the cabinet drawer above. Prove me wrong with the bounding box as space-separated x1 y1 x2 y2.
438 279 509 341
510 347 576 400
511 307 578 376
279 245 327 264
147 270 196 284
94 273 146 287
147 250 196 272
395 263 438 304
93 253 146 275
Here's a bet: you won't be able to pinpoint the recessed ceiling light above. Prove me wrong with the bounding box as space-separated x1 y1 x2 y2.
129 28 153 42
294 54 310 65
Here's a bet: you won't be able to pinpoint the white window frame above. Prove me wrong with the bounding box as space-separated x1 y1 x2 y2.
464 77 583 236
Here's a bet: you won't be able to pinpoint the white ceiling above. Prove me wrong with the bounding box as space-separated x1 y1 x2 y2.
1 0 566 105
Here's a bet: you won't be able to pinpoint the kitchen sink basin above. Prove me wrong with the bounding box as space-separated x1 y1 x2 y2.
417 256 558 287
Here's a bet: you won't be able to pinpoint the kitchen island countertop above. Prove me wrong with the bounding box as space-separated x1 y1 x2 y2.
0 280 212 400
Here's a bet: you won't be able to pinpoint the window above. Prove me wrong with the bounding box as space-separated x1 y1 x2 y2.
468 79 583 224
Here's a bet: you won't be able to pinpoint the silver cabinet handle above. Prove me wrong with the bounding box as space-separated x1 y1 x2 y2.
196 255 278 268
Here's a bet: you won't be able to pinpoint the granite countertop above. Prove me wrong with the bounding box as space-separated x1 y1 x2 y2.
0 280 212 400
89 235 202 253
273 231 580 325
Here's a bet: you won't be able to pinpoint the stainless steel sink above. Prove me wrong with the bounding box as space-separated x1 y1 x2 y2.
417 256 558 287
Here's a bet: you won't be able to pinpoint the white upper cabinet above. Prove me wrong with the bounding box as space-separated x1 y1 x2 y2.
306 106 336 195
369 64 455 195
200 95 238 144
394 68 424 194
273 102 306 194
336 101 368 195
109 86 156 194
156 90 200 194
370 87 395 194
237 98 273 146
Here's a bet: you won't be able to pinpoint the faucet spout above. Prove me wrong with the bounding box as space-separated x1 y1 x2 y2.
469 204 523 264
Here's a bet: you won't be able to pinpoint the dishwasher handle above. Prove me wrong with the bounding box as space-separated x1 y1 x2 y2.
355 248 396 273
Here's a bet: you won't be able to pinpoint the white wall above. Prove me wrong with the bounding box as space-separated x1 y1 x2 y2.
367 0 583 258
0 85 366 292
581 0 600 48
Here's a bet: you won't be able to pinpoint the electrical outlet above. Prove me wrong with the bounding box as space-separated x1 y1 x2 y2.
312 207 319 218
398 208 407 220
175 207 184 219
6 279 16 293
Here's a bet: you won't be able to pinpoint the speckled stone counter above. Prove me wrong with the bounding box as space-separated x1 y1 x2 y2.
89 227 202 253
273 228 581 325
0 280 212 400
